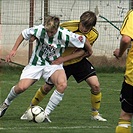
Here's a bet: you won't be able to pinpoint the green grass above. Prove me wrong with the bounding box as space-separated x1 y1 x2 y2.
0 65 128 133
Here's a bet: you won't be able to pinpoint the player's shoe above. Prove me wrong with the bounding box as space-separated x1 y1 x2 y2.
91 113 107 121
20 110 28 120
43 113 51 123
21 110 51 123
0 103 9 117
20 106 31 120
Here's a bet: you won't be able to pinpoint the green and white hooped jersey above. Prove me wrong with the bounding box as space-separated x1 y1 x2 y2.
22 24 86 66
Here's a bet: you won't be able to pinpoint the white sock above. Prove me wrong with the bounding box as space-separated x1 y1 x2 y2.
44 90 64 115
4 86 18 105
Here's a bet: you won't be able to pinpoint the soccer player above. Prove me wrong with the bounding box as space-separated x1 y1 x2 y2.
113 10 133 133
21 11 107 122
0 16 92 118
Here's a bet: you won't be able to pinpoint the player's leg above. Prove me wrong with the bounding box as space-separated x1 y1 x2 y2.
44 69 67 117
0 65 44 117
71 58 106 121
86 75 101 110
21 65 66 121
31 83 54 106
85 75 106 121
115 81 133 133
20 83 54 120
23 63 71 113
0 79 36 117
115 110 132 133
30 63 70 122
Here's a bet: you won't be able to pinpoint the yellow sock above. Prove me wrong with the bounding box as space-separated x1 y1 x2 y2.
91 92 101 116
31 86 47 106
91 92 101 110
115 119 131 133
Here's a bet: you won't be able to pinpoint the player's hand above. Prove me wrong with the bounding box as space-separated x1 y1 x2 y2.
51 57 64 65
6 50 16 62
113 48 120 59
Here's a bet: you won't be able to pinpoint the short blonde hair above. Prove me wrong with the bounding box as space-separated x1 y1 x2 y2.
44 16 60 31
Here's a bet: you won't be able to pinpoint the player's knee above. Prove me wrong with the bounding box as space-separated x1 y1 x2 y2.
59 81 67 89
19 86 28 92
14 85 27 93
56 81 67 93
91 84 101 94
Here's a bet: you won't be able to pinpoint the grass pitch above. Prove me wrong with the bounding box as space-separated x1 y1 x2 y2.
0 65 129 133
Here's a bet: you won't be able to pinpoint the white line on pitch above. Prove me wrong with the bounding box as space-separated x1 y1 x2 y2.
0 126 109 130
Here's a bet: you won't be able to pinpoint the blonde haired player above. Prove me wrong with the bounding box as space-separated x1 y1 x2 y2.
114 10 133 133
21 11 107 122
0 15 92 119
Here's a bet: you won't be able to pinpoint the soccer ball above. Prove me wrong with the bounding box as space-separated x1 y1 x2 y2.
26 106 45 123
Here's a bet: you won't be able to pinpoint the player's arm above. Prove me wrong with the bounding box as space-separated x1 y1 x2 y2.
119 35 131 57
51 49 85 65
6 33 24 62
52 38 92 65
113 35 131 59
83 38 93 57
63 28 93 56
6 31 36 62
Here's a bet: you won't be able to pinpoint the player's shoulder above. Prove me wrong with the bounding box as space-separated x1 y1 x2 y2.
60 20 79 27
123 9 133 20
91 27 99 36
84 27 99 42
58 26 71 35
127 9 133 16
87 27 99 37
33 24 44 29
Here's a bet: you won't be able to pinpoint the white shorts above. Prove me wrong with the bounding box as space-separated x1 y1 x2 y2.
20 64 64 84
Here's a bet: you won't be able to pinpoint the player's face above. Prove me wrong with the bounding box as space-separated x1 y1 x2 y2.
79 23 92 34
47 29 57 38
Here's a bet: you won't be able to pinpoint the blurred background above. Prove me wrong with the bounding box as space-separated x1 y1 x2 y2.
0 0 132 67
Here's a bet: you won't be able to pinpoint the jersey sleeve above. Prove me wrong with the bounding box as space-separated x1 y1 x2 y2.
62 28 86 48
22 25 44 40
69 33 86 48
22 27 34 40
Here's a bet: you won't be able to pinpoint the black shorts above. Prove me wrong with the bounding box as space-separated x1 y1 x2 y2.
63 58 96 83
120 81 133 113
